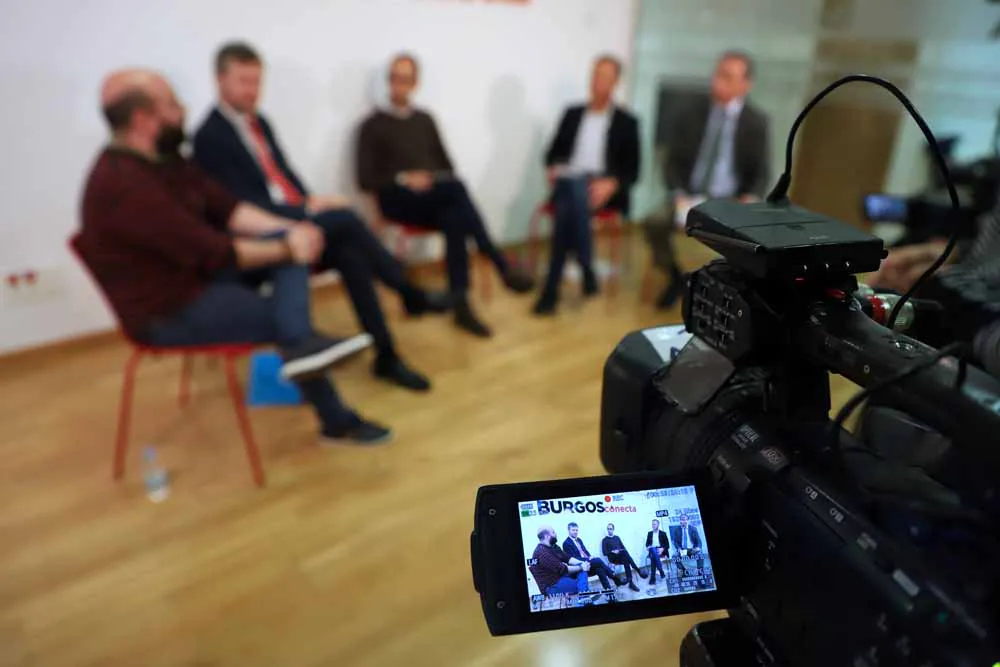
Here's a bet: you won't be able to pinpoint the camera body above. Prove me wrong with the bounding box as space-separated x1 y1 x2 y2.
600 199 1000 665
472 198 1000 665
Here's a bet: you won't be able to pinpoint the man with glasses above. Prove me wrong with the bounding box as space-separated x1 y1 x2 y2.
356 53 535 338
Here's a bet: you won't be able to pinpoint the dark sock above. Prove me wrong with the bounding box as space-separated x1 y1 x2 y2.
582 267 598 297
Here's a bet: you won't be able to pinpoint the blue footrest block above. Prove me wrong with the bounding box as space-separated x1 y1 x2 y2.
246 350 302 406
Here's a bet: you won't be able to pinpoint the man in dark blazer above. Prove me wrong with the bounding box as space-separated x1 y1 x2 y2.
645 518 670 585
647 50 770 309
669 514 704 577
534 55 640 315
562 522 616 592
193 42 449 392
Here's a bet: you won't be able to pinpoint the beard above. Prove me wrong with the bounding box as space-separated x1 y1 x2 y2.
155 123 186 158
548 536 557 547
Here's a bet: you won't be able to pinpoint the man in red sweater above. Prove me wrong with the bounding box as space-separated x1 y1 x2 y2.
76 69 390 445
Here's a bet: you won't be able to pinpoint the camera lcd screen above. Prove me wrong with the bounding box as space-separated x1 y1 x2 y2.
656 335 734 414
863 193 908 223
518 484 717 613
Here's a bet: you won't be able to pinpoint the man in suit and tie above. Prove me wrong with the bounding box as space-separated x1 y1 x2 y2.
193 42 449 392
562 522 617 592
669 514 705 577
600 523 642 591
645 50 770 309
534 55 640 315
645 518 670 585
356 53 535 338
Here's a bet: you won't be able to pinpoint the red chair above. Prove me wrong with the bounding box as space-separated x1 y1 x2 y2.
525 204 628 297
69 235 266 487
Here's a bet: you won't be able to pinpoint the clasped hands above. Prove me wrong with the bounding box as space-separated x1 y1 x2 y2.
546 166 618 210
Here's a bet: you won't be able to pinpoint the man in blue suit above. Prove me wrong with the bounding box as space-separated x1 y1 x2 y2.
562 522 616 592
193 42 449 392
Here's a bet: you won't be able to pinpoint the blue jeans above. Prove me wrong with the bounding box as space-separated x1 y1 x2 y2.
541 176 595 297
378 179 509 293
647 547 666 578
142 263 357 433
546 571 589 596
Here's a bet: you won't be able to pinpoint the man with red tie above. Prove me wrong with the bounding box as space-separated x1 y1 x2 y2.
193 42 449 392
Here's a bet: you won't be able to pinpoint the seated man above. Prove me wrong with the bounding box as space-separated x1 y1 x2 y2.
193 42 448 392
535 55 640 315
669 514 705 577
645 518 670 585
528 525 590 599
561 522 622 592
600 522 643 590
648 50 769 309
78 69 390 445
356 53 535 338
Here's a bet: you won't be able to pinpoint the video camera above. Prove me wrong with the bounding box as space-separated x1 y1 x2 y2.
471 197 1000 666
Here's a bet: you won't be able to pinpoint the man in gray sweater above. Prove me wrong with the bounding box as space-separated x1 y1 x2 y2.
356 53 534 338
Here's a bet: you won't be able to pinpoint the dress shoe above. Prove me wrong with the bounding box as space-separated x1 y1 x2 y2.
454 299 492 337
373 355 431 392
502 267 535 293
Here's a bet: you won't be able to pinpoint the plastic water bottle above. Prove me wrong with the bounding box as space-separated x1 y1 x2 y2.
142 446 170 503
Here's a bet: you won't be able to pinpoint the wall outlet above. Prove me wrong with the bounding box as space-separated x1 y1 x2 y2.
1 266 68 306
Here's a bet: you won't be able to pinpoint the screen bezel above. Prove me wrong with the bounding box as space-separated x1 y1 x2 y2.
475 470 736 635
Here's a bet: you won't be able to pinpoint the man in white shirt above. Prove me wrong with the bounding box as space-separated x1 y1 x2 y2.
193 42 451 392
535 55 641 315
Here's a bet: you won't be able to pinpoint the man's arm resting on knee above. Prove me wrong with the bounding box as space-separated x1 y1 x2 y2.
228 202 300 236
232 237 293 269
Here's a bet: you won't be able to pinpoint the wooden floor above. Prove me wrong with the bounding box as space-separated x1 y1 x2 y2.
0 237 857 667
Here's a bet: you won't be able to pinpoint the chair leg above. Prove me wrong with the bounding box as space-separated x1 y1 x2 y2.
114 349 143 480
607 221 622 298
619 216 632 282
178 353 193 407
223 355 266 487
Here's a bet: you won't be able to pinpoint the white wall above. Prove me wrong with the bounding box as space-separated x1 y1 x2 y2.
0 0 637 355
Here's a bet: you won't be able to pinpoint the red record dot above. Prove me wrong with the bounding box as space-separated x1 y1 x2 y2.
604 496 611 502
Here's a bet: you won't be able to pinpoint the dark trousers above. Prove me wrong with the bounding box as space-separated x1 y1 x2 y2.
242 210 406 357
377 179 509 294
606 551 640 581
643 197 684 284
143 264 357 433
541 176 595 297
582 557 615 590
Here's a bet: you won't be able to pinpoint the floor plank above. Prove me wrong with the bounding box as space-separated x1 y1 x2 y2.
0 237 858 667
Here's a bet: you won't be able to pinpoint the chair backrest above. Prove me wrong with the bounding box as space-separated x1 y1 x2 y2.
68 233 133 342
